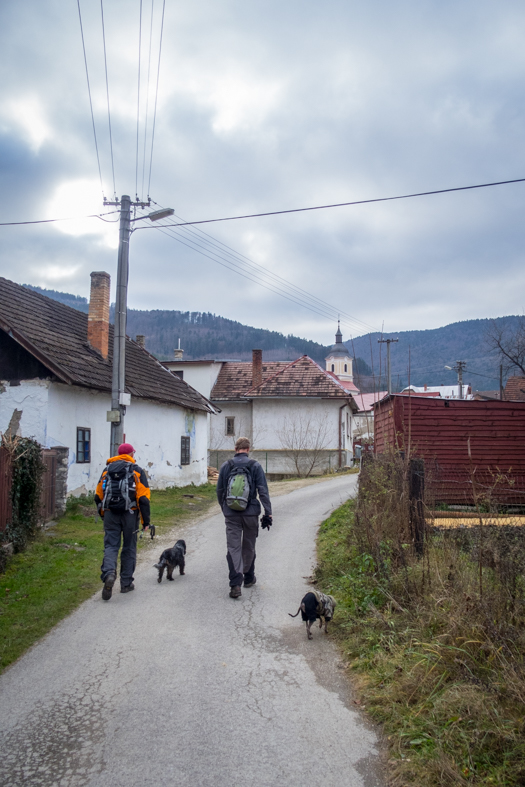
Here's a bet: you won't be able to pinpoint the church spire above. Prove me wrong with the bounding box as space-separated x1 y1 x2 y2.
335 320 342 344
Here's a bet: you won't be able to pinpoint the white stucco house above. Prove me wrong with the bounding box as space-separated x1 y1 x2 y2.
0 275 216 503
166 346 358 478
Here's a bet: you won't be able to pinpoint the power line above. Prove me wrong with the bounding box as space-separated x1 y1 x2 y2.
147 0 166 197
138 176 525 231
76 0 105 200
141 0 156 199
100 0 117 197
144 204 379 333
134 207 378 335
135 0 143 200
0 211 120 226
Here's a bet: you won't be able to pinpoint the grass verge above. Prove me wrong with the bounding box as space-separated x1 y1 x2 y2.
316 499 525 787
0 483 217 673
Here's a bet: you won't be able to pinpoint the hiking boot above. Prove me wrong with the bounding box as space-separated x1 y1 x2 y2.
120 583 135 594
229 586 242 599
102 572 116 601
244 577 257 588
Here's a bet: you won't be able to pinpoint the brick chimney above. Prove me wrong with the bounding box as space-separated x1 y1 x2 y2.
174 338 184 360
136 335 146 349
88 271 110 359
252 349 263 388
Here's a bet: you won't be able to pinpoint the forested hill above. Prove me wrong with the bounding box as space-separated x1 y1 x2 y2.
348 316 522 391
23 284 518 389
22 284 329 364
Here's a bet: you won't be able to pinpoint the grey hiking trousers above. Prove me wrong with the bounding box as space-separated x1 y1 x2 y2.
224 512 259 588
100 509 139 588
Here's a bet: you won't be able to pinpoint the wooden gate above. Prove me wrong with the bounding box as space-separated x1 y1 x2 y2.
0 446 13 533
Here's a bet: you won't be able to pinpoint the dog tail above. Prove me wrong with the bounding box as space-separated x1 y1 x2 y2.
288 607 302 618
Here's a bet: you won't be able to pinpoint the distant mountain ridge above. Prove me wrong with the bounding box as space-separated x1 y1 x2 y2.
23 284 517 391
348 318 521 391
22 284 329 364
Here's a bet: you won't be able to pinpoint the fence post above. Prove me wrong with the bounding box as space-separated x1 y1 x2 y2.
409 458 425 556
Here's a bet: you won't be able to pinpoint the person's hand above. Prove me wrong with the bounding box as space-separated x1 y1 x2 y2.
261 514 273 530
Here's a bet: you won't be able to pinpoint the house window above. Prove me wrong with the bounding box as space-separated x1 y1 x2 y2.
181 436 190 465
344 364 348 373
174 370 184 380
331 364 335 372
76 428 91 463
225 416 235 435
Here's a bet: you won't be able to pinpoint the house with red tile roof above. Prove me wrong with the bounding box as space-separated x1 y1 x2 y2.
164 325 360 476
0 276 216 504
206 351 357 477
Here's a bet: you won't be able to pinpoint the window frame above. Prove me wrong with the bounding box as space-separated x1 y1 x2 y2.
76 427 91 464
225 416 235 436
181 435 191 465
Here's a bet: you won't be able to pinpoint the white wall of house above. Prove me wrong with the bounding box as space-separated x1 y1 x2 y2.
208 396 354 475
164 361 222 399
0 379 209 494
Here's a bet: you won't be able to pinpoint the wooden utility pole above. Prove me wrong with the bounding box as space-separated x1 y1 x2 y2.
378 337 398 394
103 195 174 455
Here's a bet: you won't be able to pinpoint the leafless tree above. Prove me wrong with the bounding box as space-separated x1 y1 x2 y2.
486 317 525 376
278 412 331 477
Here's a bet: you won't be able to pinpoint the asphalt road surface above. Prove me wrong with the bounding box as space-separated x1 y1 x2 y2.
0 474 385 787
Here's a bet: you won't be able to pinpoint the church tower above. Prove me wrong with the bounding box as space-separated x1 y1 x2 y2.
325 322 354 382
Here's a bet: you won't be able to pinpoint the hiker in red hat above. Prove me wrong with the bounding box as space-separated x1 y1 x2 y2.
95 443 151 600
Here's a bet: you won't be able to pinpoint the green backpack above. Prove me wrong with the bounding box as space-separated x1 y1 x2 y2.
225 459 256 511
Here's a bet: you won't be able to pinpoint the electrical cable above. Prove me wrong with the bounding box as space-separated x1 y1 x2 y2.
100 0 117 197
138 177 525 230
141 0 156 200
76 0 105 200
147 0 166 197
143 205 379 334
132 207 377 334
135 0 143 200
0 211 120 226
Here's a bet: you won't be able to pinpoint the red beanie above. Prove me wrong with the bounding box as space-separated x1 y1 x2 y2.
118 443 135 455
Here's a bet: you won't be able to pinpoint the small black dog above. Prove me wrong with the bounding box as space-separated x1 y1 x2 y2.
289 590 336 640
154 539 186 583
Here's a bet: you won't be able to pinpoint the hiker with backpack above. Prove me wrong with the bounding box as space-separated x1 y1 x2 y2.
216 436 272 599
95 443 151 600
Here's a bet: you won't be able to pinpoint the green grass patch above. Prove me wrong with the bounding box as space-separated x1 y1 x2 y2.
316 500 525 787
0 483 217 673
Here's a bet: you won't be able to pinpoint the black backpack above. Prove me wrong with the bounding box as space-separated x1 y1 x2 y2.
225 459 256 511
102 460 137 512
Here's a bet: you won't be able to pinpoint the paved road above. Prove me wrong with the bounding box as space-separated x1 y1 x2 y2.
0 474 385 787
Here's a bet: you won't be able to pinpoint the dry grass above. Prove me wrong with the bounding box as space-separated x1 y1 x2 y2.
316 457 525 786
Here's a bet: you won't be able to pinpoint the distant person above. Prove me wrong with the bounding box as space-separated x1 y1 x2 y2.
95 443 151 600
216 437 272 598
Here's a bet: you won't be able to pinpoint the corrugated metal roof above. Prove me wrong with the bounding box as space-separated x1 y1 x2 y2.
0 277 214 413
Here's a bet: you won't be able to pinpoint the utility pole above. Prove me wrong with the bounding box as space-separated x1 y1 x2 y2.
378 337 399 394
104 195 174 455
446 360 467 399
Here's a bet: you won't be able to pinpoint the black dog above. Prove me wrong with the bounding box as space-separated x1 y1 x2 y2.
289 590 336 640
154 539 186 583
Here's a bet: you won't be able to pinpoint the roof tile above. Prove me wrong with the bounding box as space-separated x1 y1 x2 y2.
0 277 212 412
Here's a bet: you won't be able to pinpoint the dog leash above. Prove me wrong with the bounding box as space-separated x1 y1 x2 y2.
134 525 156 539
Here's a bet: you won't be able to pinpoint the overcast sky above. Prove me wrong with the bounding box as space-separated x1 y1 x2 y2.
1 0 525 345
